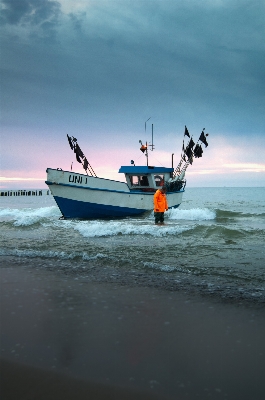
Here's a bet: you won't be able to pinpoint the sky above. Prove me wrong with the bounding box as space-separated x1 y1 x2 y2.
1 0 265 189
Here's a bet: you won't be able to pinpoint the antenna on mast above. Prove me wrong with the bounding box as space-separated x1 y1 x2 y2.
150 123 155 151
145 117 151 133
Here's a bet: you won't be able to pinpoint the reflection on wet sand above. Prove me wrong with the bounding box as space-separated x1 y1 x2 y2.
1 262 265 400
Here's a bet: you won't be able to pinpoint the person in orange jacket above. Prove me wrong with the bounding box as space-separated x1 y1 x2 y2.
153 185 168 224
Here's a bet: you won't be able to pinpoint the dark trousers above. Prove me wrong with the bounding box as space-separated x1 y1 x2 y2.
154 212 164 224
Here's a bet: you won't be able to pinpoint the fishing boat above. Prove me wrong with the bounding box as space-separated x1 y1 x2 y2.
45 126 209 219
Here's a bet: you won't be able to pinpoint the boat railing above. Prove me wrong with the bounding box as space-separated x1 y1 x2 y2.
166 179 186 192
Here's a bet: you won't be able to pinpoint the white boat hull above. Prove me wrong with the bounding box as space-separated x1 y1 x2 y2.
46 169 184 219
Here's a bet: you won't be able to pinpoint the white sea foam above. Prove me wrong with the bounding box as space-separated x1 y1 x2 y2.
82 252 108 261
0 206 61 226
166 208 215 220
0 248 107 261
0 204 214 229
143 262 176 272
69 220 190 238
0 248 74 259
143 261 191 273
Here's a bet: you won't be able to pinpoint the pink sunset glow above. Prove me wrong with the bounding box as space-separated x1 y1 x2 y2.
1 134 264 190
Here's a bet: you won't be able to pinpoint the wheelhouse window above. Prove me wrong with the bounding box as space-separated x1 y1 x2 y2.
154 174 164 187
130 175 149 187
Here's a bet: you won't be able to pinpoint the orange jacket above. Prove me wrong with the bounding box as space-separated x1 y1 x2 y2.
154 189 168 212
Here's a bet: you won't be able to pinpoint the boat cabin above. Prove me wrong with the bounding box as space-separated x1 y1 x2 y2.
119 166 173 192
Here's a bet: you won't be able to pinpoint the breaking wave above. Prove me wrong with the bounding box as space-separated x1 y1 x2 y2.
0 206 61 226
0 205 264 240
166 208 215 220
65 220 189 238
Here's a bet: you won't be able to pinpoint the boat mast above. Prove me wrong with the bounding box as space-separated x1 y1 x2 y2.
139 139 149 166
139 118 155 166
150 124 155 151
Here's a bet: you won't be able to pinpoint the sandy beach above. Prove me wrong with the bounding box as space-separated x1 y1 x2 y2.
1 259 265 400
1 359 164 400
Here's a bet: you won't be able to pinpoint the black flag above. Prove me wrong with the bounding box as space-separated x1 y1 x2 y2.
199 131 208 147
188 137 195 149
67 134 73 150
66 135 97 177
194 144 203 158
185 145 193 159
75 153 82 163
83 157 88 171
74 143 84 159
184 125 190 138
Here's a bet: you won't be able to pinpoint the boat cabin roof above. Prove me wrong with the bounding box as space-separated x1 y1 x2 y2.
118 166 173 174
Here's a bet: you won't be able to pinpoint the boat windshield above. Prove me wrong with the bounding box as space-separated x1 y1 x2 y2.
154 174 164 187
130 175 149 187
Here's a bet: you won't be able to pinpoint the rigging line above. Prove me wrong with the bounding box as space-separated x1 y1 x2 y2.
136 153 146 161
87 161 97 177
149 155 166 167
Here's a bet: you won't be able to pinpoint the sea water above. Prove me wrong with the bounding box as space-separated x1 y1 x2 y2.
0 187 264 304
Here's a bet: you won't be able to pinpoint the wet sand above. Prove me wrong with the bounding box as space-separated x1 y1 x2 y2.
1 359 163 400
1 260 265 399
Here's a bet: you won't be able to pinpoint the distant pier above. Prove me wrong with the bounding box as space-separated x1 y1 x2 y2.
1 189 50 197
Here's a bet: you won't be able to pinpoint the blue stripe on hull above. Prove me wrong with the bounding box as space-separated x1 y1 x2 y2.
54 196 147 219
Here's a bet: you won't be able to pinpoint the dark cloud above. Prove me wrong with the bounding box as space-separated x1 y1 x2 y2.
0 0 61 24
68 12 86 32
1 0 265 145
0 0 31 25
0 0 61 28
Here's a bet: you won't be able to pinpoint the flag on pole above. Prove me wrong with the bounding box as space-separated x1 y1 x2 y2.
199 131 209 147
67 134 73 150
184 125 190 138
185 145 193 159
66 135 97 177
75 143 84 159
187 137 195 149
83 158 88 171
194 144 203 158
